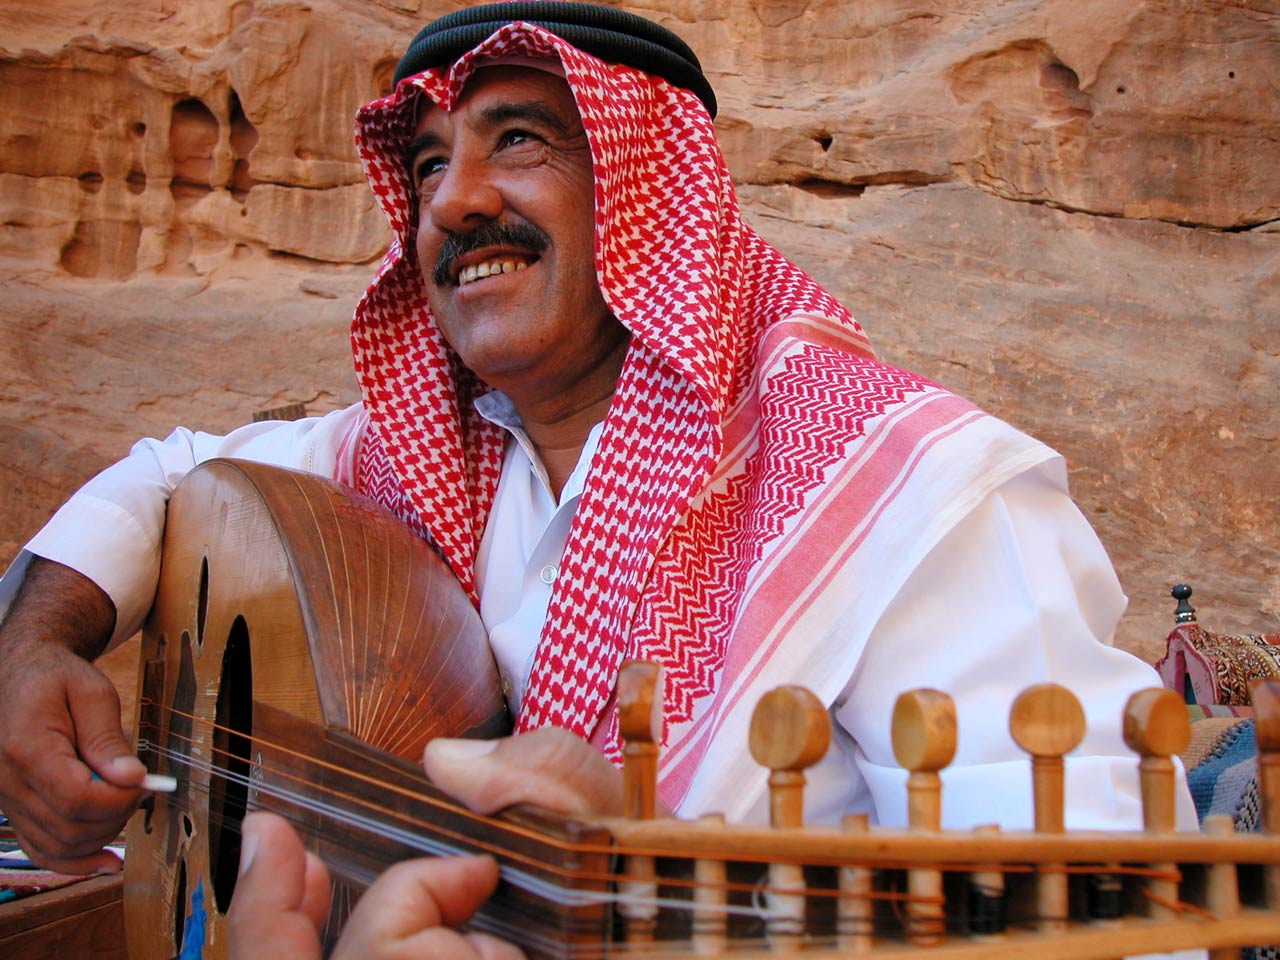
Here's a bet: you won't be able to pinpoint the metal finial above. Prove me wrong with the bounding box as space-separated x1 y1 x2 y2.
1171 584 1196 624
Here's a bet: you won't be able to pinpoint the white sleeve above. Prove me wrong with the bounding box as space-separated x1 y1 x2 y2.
0 405 364 650
824 462 1198 834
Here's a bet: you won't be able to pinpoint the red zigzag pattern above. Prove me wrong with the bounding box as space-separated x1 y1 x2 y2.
624 347 937 734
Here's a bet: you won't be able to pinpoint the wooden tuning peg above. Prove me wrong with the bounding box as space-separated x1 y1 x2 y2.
891 690 956 946
1124 688 1189 922
1009 684 1086 834
1010 684 1085 932
1251 680 1280 910
617 660 663 821
891 689 957 832
750 687 829 949
749 685 830 829
616 661 664 943
1122 688 1190 834
1252 680 1280 834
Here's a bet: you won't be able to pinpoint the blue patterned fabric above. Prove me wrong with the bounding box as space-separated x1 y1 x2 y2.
1187 719 1261 830
1184 718 1276 959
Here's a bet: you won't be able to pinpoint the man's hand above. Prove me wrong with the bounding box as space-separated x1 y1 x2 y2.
0 558 145 874
227 811 522 960
423 726 630 818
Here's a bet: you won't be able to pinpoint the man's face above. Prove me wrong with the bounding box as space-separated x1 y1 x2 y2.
409 66 624 405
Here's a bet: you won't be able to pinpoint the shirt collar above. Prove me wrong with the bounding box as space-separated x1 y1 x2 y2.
475 391 604 506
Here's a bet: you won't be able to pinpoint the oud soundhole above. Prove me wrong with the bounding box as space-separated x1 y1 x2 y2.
209 615 253 915
174 856 187 950
196 555 209 651
165 633 197 855
139 633 168 836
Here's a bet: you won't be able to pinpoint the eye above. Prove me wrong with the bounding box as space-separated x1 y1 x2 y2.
497 128 540 150
410 154 447 190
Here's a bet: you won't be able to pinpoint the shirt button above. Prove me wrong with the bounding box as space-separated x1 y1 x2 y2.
539 564 557 585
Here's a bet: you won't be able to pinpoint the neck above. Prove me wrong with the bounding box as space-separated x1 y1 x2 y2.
510 336 629 500
522 385 615 500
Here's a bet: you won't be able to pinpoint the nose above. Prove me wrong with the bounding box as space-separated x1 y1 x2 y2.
425 152 503 234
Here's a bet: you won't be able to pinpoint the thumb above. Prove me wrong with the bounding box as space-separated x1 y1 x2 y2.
423 727 623 817
64 663 144 787
227 812 331 959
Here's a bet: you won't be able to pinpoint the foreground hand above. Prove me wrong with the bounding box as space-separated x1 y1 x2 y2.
423 726 634 818
0 638 145 874
228 811 522 960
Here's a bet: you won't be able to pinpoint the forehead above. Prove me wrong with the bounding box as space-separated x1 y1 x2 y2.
413 64 584 137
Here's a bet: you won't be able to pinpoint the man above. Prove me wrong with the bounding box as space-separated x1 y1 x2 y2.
0 0 1192 936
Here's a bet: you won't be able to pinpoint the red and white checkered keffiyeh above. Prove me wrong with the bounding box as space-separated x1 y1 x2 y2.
348 22 1042 812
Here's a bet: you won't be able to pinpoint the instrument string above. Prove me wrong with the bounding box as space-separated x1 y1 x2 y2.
141 747 1224 960
142 739 617 906
136 700 1202 943
140 710 619 890
145 704 1018 891
141 734 1003 941
142 701 1087 877
142 747 866 960
142 698 510 827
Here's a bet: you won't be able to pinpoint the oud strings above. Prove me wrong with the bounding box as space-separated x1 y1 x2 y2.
136 700 1173 947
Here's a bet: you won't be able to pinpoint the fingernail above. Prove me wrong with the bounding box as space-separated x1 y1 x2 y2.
427 738 500 762
109 756 146 777
238 818 259 876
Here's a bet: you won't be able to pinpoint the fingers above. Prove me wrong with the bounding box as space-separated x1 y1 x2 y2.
299 851 333 934
9 816 125 875
226 812 331 960
229 816 521 960
334 855 523 960
2 777 137 871
4 804 129 875
395 926 526 960
423 727 623 817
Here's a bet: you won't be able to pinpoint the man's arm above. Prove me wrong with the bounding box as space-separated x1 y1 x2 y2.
0 556 147 873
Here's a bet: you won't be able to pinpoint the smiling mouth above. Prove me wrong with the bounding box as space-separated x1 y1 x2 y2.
457 255 535 287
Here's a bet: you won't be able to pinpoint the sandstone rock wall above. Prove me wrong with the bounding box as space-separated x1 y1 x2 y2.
2 0 1276 664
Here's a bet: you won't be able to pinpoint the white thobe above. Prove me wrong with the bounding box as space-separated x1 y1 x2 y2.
0 403 1197 834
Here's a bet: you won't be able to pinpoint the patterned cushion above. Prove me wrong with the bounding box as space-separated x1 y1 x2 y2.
1184 717 1260 830
1180 716 1278 960
1156 623 1280 706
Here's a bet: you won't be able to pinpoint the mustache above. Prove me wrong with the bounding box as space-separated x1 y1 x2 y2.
431 221 551 287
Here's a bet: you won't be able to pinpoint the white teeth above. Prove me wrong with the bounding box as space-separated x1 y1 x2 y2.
458 258 531 286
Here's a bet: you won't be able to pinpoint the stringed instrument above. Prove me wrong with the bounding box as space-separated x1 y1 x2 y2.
124 459 1280 959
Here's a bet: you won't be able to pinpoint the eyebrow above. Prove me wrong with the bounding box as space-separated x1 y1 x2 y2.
403 99 578 172
477 100 576 137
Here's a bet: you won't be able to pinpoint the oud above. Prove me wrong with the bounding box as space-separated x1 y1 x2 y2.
124 460 1280 958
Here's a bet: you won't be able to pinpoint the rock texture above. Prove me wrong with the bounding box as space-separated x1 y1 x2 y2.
2 0 1276 666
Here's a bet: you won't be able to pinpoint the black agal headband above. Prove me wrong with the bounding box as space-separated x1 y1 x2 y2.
392 1 718 118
